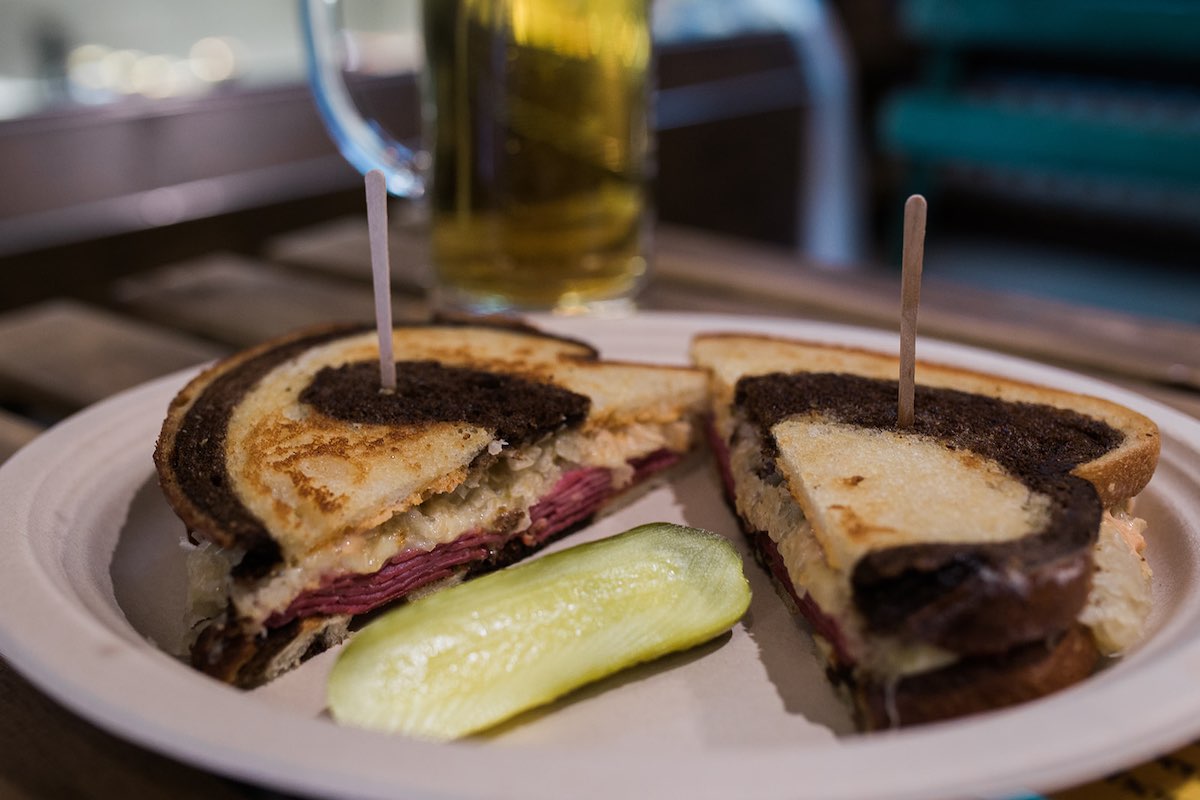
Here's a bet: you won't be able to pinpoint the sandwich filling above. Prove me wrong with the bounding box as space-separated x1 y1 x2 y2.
716 371 1152 693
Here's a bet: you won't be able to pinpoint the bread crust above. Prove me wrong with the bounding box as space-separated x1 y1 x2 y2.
742 513 1101 729
855 624 1100 729
155 322 600 560
156 324 363 561
691 332 1160 507
851 528 1095 656
692 332 1159 728
159 320 709 687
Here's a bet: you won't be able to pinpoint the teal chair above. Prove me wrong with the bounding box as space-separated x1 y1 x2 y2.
880 0 1200 223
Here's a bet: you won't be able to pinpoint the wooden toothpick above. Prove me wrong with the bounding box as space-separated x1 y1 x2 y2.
365 169 396 392
898 194 926 429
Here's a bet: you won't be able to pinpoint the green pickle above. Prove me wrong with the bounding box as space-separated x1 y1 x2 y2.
326 523 751 740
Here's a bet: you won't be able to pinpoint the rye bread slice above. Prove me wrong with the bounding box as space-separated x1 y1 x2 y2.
738 371 1115 656
154 321 598 578
854 624 1100 730
157 321 709 687
741 517 1101 730
692 332 1159 728
694 333 1160 509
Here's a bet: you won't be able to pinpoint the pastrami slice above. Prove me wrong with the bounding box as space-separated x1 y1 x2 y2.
269 466 613 625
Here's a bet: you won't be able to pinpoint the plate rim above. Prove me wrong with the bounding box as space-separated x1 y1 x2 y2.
2 310 1199 800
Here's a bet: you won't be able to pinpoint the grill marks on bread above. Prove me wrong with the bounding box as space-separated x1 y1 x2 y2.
734 371 1125 654
160 325 362 578
238 412 476 519
157 323 596 580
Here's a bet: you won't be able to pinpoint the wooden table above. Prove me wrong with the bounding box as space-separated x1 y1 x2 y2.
1 221 1198 799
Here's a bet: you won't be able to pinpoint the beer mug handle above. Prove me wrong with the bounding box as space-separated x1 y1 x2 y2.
298 0 424 198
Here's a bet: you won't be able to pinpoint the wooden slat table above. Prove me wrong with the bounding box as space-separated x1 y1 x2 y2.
1 221 1198 800
115 252 426 348
0 300 227 419
0 409 41 463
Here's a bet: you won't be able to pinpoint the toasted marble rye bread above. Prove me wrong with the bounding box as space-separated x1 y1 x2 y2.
156 320 709 687
691 333 1160 729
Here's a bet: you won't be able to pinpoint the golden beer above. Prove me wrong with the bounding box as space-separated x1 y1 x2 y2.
422 0 651 312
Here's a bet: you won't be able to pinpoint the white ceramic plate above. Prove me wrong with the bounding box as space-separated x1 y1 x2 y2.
2 312 1199 800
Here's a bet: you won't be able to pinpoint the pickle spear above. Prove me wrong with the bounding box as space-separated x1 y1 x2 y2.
326 522 750 740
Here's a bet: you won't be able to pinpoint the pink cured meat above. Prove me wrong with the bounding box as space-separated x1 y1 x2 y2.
267 449 680 627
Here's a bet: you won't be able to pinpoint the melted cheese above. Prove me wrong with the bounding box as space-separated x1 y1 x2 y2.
1079 509 1152 655
195 420 694 630
728 426 954 674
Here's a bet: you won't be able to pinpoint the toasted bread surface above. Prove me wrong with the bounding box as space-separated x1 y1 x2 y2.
692 333 1159 507
158 324 706 565
772 420 1052 569
158 321 710 686
855 624 1100 729
693 331 1158 726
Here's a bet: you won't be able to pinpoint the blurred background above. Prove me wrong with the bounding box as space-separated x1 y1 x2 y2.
2 0 1199 319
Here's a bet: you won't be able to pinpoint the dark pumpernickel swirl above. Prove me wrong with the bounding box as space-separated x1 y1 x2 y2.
734 371 1126 655
735 372 1123 477
299 360 589 448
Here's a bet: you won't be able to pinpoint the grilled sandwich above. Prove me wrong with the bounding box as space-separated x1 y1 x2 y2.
691 333 1159 728
156 320 708 687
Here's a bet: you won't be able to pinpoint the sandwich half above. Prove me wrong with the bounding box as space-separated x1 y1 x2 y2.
692 333 1160 729
156 320 708 687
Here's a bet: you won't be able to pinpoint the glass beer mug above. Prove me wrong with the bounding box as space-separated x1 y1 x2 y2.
300 0 653 314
